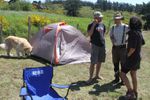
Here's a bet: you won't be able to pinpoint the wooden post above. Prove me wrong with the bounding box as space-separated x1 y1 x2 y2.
77 23 79 29
0 23 3 43
28 17 31 41
38 23 41 31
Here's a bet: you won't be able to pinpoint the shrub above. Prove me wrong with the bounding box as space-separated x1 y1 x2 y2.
79 6 94 18
8 1 32 11
0 16 9 32
9 1 21 11
42 4 65 15
0 2 9 10
29 15 51 27
20 1 32 11
142 14 150 30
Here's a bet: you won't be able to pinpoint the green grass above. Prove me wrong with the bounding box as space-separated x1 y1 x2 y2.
0 31 150 100
0 10 136 37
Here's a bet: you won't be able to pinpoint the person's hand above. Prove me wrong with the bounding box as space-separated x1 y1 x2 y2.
92 19 98 26
97 27 103 32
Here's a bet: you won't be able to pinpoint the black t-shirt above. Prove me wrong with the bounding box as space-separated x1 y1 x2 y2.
127 30 142 66
87 23 105 47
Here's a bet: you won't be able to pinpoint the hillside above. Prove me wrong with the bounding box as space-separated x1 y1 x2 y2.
0 10 136 38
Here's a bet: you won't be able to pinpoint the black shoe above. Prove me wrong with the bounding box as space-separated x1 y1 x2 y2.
134 91 138 99
113 77 120 83
125 91 136 100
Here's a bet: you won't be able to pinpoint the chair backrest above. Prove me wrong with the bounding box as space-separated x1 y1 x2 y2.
23 66 53 96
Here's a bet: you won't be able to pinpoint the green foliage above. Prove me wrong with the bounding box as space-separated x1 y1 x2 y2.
0 10 136 37
9 1 21 11
140 2 150 14
140 2 150 30
0 1 9 10
79 6 94 18
0 1 32 11
0 16 9 32
64 0 81 16
43 4 64 15
20 1 32 11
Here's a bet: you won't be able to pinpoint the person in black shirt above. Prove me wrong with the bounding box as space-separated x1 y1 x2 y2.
121 16 145 99
86 11 106 84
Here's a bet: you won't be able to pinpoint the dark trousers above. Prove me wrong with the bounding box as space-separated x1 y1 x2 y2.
112 45 126 78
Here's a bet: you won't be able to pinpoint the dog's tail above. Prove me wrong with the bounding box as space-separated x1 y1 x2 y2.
0 43 7 50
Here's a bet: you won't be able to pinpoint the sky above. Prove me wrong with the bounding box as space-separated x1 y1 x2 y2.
26 0 149 5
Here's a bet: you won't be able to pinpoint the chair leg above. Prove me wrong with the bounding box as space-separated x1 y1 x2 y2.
22 96 25 100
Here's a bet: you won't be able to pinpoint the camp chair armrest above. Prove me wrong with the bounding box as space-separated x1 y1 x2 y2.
50 84 70 89
20 87 28 97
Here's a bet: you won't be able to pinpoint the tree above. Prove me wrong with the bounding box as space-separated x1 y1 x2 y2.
95 0 135 12
45 0 51 3
135 4 143 13
52 0 64 4
64 0 81 16
8 0 19 4
140 2 150 30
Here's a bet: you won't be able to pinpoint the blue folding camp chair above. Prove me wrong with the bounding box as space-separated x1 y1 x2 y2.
20 66 72 100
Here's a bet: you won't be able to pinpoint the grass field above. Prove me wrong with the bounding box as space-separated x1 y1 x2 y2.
0 31 150 100
0 10 136 37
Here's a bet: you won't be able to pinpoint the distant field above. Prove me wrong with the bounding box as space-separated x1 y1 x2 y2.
0 31 149 100
0 10 136 38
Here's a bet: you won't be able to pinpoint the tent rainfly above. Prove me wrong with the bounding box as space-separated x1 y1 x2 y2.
30 22 91 65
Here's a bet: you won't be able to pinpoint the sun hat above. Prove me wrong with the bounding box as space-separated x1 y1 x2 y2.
114 12 124 20
94 11 103 18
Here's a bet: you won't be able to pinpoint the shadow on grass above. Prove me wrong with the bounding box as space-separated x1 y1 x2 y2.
70 79 99 91
117 96 127 100
0 55 50 65
0 55 29 59
88 80 122 96
29 55 51 65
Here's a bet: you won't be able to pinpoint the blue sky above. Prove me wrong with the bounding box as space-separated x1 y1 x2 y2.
27 0 149 5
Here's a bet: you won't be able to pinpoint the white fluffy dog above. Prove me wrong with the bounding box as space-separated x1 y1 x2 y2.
0 36 32 57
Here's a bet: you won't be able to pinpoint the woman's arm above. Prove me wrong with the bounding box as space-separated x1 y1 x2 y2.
127 48 136 57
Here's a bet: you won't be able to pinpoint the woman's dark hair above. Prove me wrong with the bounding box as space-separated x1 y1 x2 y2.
129 16 142 30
